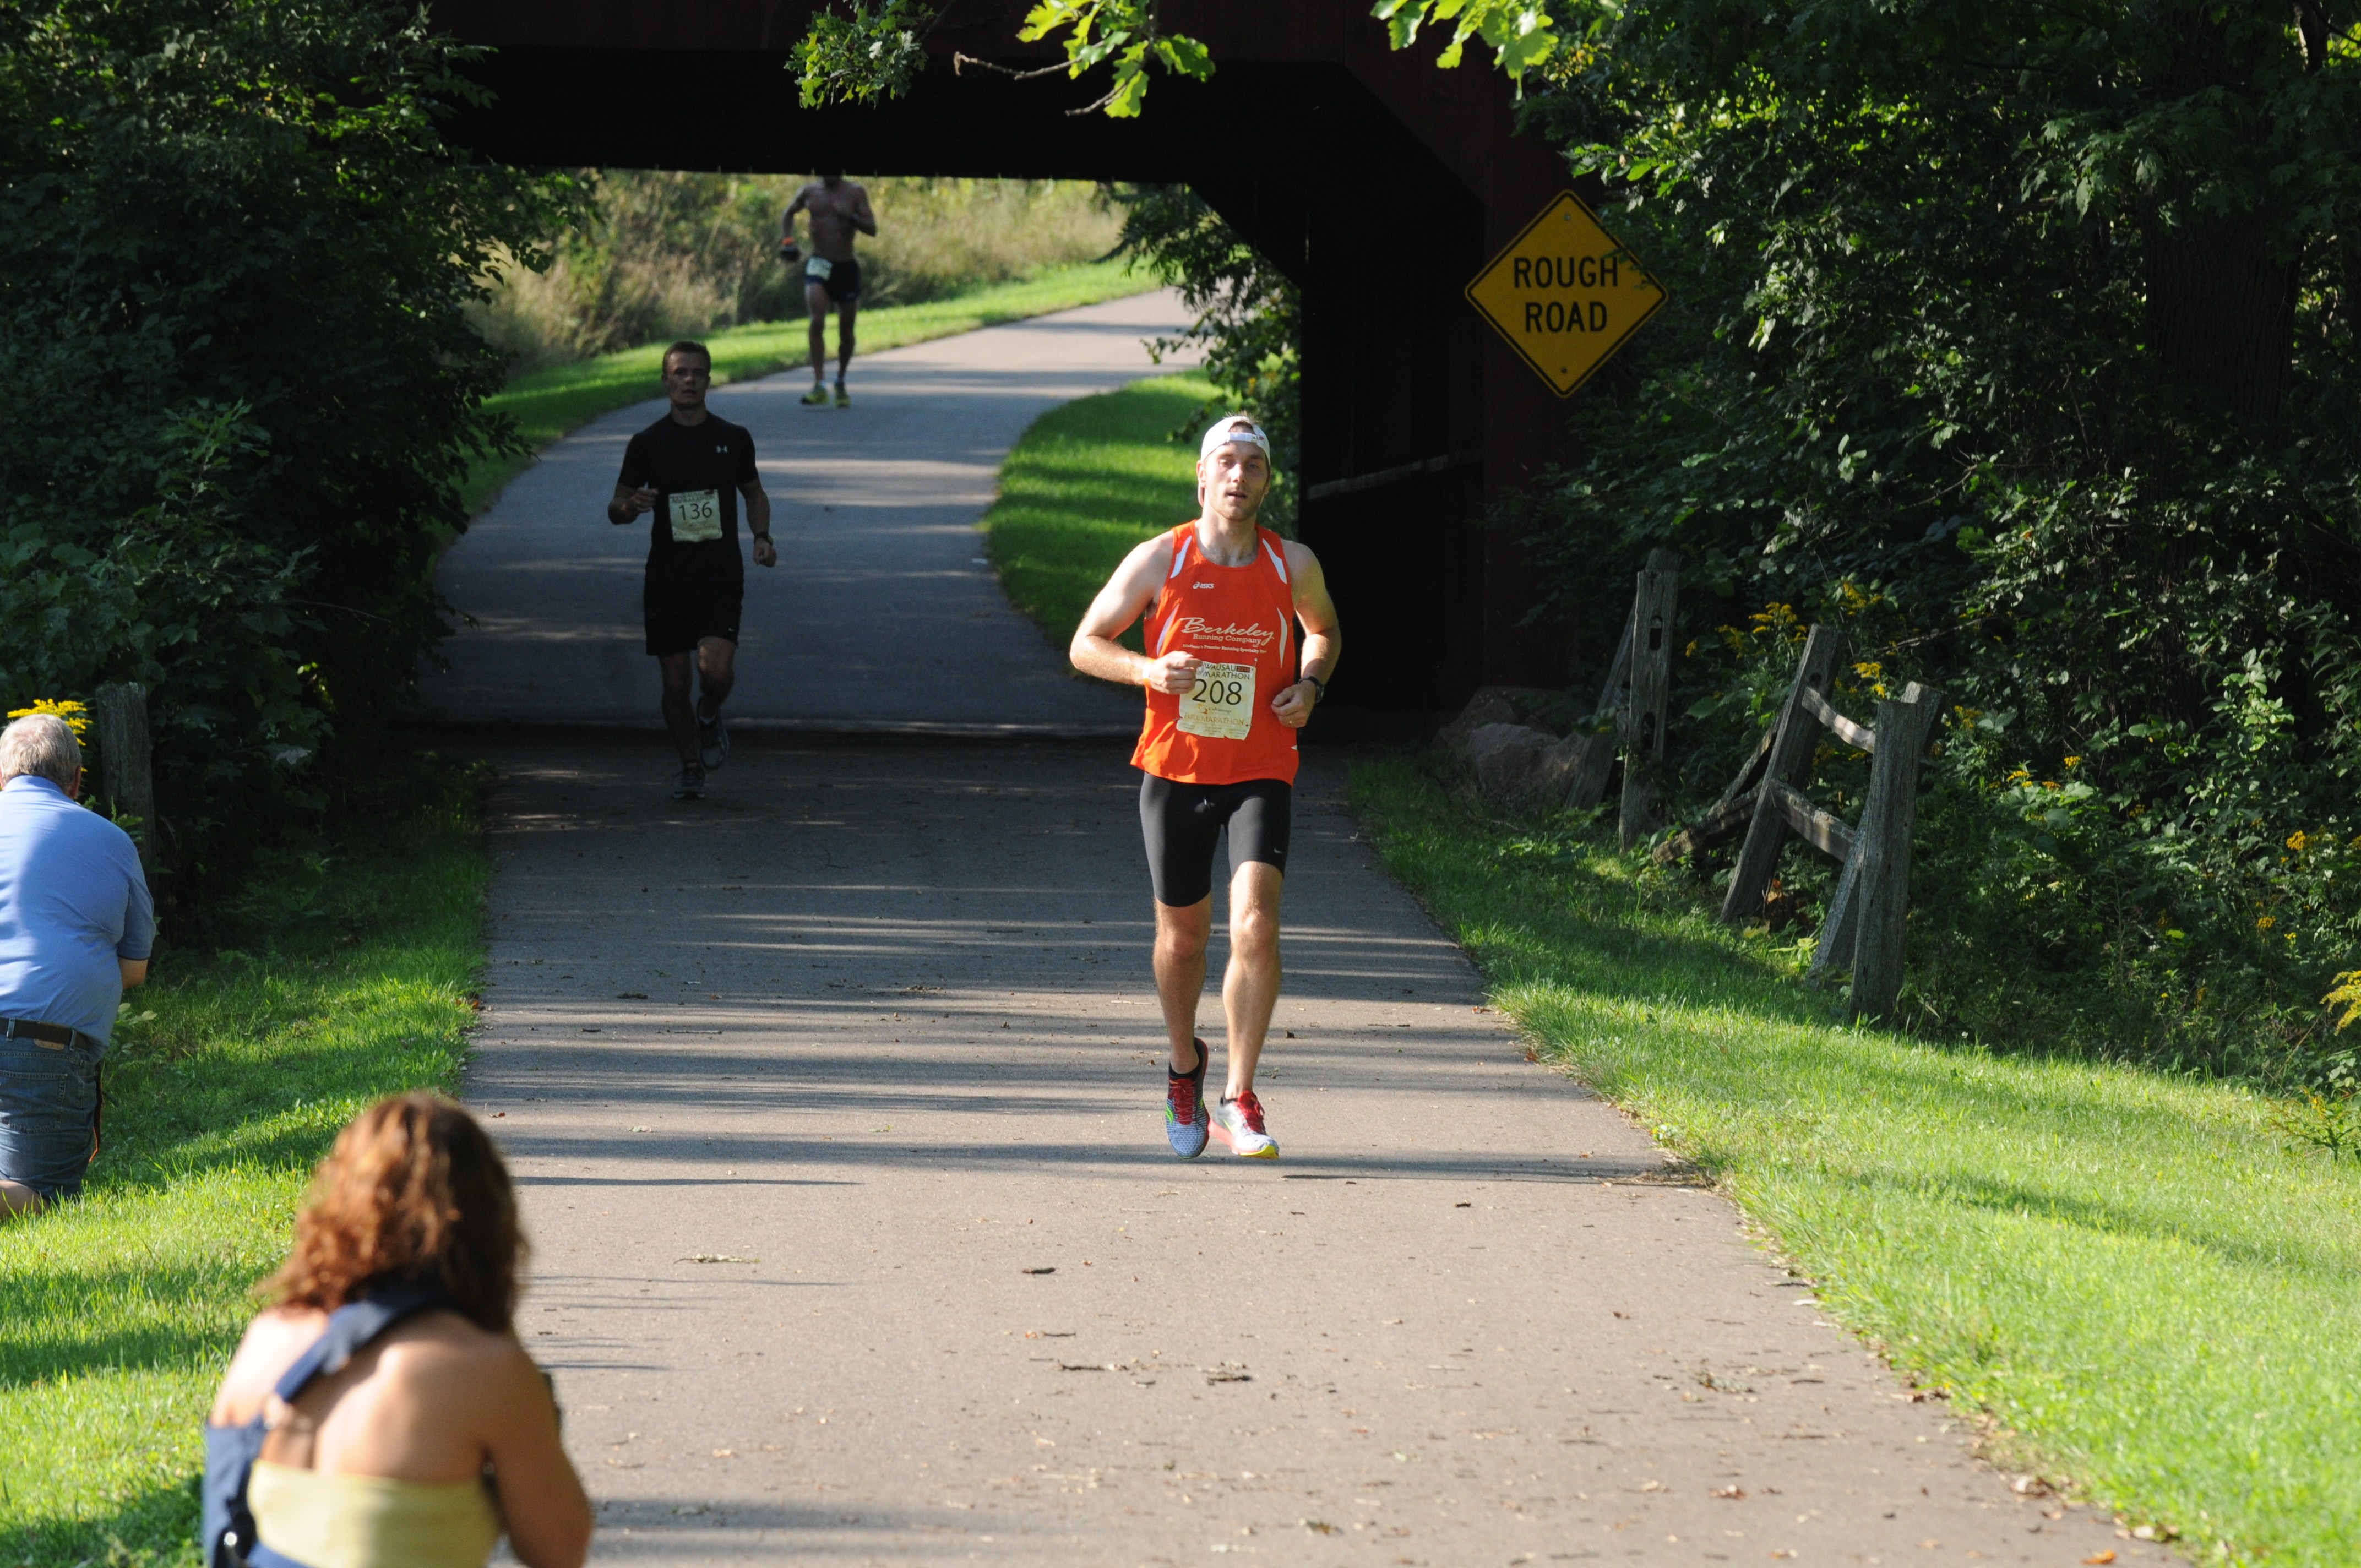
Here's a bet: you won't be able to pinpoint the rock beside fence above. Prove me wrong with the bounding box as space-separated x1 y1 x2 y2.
1436 686 1602 809
1466 722 1589 807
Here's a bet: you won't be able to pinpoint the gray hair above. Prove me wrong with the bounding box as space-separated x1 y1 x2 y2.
0 714 81 788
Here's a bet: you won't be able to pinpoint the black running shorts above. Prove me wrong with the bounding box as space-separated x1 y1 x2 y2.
644 567 743 656
1139 774 1292 908
807 255 862 304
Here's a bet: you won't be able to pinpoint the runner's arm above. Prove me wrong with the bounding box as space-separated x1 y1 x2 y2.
1270 541 1341 727
849 184 879 236
1070 536 1198 693
608 481 657 526
742 479 775 568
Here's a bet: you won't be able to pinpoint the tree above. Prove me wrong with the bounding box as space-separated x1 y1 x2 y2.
0 0 573 879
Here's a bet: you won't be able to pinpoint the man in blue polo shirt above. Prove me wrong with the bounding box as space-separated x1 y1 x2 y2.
0 711 154 1217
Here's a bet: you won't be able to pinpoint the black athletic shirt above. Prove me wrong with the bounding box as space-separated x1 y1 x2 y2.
617 413 760 574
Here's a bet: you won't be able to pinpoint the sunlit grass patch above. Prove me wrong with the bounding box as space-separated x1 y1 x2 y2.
1351 756 2361 1565
0 764 488 1565
980 372 1217 652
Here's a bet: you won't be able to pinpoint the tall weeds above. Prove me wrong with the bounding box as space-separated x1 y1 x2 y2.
470 173 1119 373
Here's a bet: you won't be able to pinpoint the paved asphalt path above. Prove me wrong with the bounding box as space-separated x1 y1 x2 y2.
454 733 2164 1567
442 295 2164 1564
420 292 1193 732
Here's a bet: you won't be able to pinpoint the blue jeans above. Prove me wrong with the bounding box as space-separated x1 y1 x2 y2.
0 1032 101 1199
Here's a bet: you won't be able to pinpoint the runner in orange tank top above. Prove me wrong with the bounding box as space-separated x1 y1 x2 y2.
1070 416 1342 1160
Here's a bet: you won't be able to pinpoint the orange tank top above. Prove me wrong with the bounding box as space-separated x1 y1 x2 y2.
1131 522 1302 786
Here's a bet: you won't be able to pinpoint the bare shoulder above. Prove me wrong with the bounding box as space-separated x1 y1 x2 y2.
378 1310 527 1374
1281 537 1325 579
211 1306 330 1424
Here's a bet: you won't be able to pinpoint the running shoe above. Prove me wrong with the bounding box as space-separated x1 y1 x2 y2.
834 381 851 409
697 707 729 771
800 384 830 407
671 764 706 801
1211 1090 1278 1159
1165 1037 1210 1159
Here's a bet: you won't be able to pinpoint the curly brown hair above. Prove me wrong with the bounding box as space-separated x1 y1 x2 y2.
262 1093 525 1331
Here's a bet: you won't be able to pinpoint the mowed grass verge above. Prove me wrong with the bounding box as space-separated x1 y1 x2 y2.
1351 760 2361 1565
978 372 1216 654
0 764 488 1566
464 258 1154 515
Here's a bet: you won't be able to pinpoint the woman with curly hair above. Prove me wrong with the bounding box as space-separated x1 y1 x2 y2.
206 1093 591 1568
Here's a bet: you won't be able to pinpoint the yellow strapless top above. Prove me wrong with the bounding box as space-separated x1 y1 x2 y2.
249 1461 502 1568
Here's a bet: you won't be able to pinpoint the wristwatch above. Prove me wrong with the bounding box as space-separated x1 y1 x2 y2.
1304 674 1328 701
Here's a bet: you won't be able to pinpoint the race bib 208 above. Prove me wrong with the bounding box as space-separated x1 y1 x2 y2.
1178 662 1256 741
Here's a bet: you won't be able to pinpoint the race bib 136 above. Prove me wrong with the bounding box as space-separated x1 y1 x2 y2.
668 489 722 543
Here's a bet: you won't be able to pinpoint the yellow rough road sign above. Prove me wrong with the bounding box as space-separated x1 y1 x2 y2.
1466 191 1666 397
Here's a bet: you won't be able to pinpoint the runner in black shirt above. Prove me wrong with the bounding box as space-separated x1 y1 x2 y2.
608 341 776 799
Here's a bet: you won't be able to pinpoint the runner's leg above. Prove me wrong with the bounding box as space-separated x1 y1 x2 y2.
1141 774 1223 1070
806 281 831 388
1153 897 1213 1070
1218 861 1283 1100
694 636 737 718
836 299 857 383
659 651 699 764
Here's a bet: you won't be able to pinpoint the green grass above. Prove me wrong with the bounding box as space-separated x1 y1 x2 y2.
463 258 1156 515
1350 759 2361 1566
0 762 489 1566
978 371 1216 652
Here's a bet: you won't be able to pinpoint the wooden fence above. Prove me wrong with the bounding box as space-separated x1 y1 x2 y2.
1657 625 1941 1022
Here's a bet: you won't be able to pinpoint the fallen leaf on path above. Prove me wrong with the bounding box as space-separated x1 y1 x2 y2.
1302 1519 1339 1535
712 1449 735 1458
679 1254 759 1264
1712 1486 1745 1499
1022 1267 1056 1275
2083 1555 2115 1565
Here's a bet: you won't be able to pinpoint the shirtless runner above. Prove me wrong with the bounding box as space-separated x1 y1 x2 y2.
782 173 878 409
1069 416 1342 1159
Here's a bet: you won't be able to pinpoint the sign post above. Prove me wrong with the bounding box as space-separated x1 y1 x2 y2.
1466 191 1666 396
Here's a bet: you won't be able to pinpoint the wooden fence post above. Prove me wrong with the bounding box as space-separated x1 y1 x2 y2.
1567 548 1682 812
1719 626 1843 923
90 682 155 863
1846 682 1941 1023
1618 562 1679 850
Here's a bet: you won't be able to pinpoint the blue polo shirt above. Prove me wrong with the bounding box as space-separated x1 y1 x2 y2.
0 775 156 1048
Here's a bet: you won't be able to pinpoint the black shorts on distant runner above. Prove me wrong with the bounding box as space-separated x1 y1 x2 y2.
644 567 743 656
1138 774 1292 908
806 255 862 305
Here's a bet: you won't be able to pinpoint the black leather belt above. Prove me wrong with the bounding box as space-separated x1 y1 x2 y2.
1 1018 99 1051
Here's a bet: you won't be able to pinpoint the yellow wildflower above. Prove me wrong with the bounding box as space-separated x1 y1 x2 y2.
2257 915 2277 930
5 699 90 739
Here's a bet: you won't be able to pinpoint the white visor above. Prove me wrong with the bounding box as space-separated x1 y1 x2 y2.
1199 415 1272 465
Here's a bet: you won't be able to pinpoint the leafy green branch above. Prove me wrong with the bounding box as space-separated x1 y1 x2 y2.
1368 0 1562 84
793 0 939 109
793 0 1568 117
